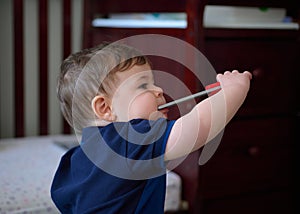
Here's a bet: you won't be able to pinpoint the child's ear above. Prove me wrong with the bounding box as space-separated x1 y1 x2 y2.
91 95 116 121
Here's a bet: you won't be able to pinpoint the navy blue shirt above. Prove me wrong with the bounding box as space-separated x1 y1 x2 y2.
51 118 175 213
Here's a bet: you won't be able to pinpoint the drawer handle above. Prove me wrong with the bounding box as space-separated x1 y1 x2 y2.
248 146 260 156
252 68 264 79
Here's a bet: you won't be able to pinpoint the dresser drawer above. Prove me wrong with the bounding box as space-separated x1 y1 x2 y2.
205 39 300 116
201 190 295 214
220 117 296 148
199 117 296 198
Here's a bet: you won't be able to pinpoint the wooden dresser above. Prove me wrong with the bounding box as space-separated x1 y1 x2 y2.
197 1 299 213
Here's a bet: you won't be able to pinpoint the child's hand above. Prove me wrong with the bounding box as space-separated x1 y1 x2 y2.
216 70 252 91
165 70 252 161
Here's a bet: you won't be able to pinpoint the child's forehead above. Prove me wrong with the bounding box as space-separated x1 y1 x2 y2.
116 64 153 81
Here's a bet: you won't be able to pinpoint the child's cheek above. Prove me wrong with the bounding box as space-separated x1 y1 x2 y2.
128 92 157 118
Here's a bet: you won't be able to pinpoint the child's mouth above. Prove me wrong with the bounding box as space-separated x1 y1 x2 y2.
159 108 169 118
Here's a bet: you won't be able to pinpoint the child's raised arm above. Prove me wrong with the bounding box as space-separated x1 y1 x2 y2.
165 70 252 160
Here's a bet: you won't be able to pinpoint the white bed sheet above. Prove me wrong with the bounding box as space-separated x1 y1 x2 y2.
0 135 181 213
0 136 67 214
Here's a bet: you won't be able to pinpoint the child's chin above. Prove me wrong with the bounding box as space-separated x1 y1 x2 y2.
148 111 167 121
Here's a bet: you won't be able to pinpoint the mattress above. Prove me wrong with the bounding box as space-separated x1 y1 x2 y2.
0 136 66 213
0 135 181 213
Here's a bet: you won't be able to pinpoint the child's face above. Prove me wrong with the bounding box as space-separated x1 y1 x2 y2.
111 64 168 121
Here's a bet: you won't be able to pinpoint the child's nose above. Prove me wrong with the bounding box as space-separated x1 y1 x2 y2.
152 86 163 97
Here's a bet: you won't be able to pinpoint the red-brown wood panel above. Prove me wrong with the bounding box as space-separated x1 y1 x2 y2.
63 0 72 134
39 0 48 135
13 0 24 137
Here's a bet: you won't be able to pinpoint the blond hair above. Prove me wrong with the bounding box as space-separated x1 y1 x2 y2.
57 42 150 133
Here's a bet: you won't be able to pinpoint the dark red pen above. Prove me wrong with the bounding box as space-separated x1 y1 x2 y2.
158 82 221 110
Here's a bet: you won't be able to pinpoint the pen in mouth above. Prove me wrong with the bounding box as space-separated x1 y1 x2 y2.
158 82 221 110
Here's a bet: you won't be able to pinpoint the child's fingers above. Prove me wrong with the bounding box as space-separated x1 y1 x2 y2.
216 70 252 84
216 73 223 82
243 71 252 80
216 70 236 81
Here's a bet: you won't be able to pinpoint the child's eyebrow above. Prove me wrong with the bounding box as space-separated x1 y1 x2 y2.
137 75 152 81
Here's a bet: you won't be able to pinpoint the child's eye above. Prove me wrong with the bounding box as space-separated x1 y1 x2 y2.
138 83 148 89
